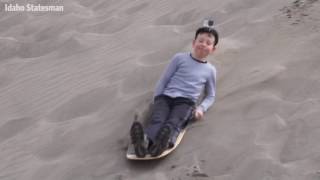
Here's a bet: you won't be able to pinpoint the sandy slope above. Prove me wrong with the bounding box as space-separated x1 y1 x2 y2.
0 0 320 179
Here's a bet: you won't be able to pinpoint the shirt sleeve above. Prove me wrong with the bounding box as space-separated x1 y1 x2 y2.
198 66 216 112
153 54 180 100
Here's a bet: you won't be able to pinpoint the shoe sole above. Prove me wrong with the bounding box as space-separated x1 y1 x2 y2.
130 122 146 158
149 125 171 157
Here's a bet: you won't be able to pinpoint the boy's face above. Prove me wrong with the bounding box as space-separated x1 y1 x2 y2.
192 33 216 60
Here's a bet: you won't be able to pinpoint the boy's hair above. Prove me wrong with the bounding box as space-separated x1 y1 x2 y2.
195 27 219 46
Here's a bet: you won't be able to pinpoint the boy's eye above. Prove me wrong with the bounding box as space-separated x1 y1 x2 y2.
197 38 213 46
206 41 213 45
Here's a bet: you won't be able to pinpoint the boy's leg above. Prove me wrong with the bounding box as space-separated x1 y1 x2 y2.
164 97 195 146
144 95 172 144
149 97 194 157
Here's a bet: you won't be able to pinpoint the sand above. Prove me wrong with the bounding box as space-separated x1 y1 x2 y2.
0 0 320 179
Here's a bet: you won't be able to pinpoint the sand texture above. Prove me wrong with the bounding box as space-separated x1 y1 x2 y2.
0 0 320 179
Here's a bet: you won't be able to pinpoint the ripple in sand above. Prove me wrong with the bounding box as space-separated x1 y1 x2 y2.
0 13 28 33
119 66 161 96
136 48 182 67
0 66 12 88
78 15 131 34
56 35 89 57
0 117 34 143
265 77 320 103
233 156 288 180
129 26 187 52
124 2 149 15
280 111 320 163
154 8 201 26
254 115 288 157
18 34 87 59
0 37 20 60
31 163 59 180
34 128 77 161
91 0 127 12
48 87 116 122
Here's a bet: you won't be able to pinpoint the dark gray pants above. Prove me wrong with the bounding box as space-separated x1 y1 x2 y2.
145 95 195 146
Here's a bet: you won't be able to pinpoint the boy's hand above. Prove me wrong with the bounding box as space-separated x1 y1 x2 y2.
194 108 204 121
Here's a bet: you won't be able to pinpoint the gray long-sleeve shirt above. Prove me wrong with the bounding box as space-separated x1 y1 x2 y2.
154 52 217 112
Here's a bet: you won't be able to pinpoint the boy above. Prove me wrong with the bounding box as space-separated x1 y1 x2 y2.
130 25 218 158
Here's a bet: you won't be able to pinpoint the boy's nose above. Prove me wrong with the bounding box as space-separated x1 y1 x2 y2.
199 42 206 47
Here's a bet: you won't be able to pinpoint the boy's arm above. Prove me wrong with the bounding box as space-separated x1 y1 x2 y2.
153 55 179 100
198 67 216 112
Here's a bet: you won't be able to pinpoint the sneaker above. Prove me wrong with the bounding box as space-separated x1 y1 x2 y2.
149 125 171 157
130 121 147 158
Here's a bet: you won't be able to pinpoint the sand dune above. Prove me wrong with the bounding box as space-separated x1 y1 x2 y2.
0 0 320 179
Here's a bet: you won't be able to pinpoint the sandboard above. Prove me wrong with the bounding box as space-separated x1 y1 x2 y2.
126 128 187 160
